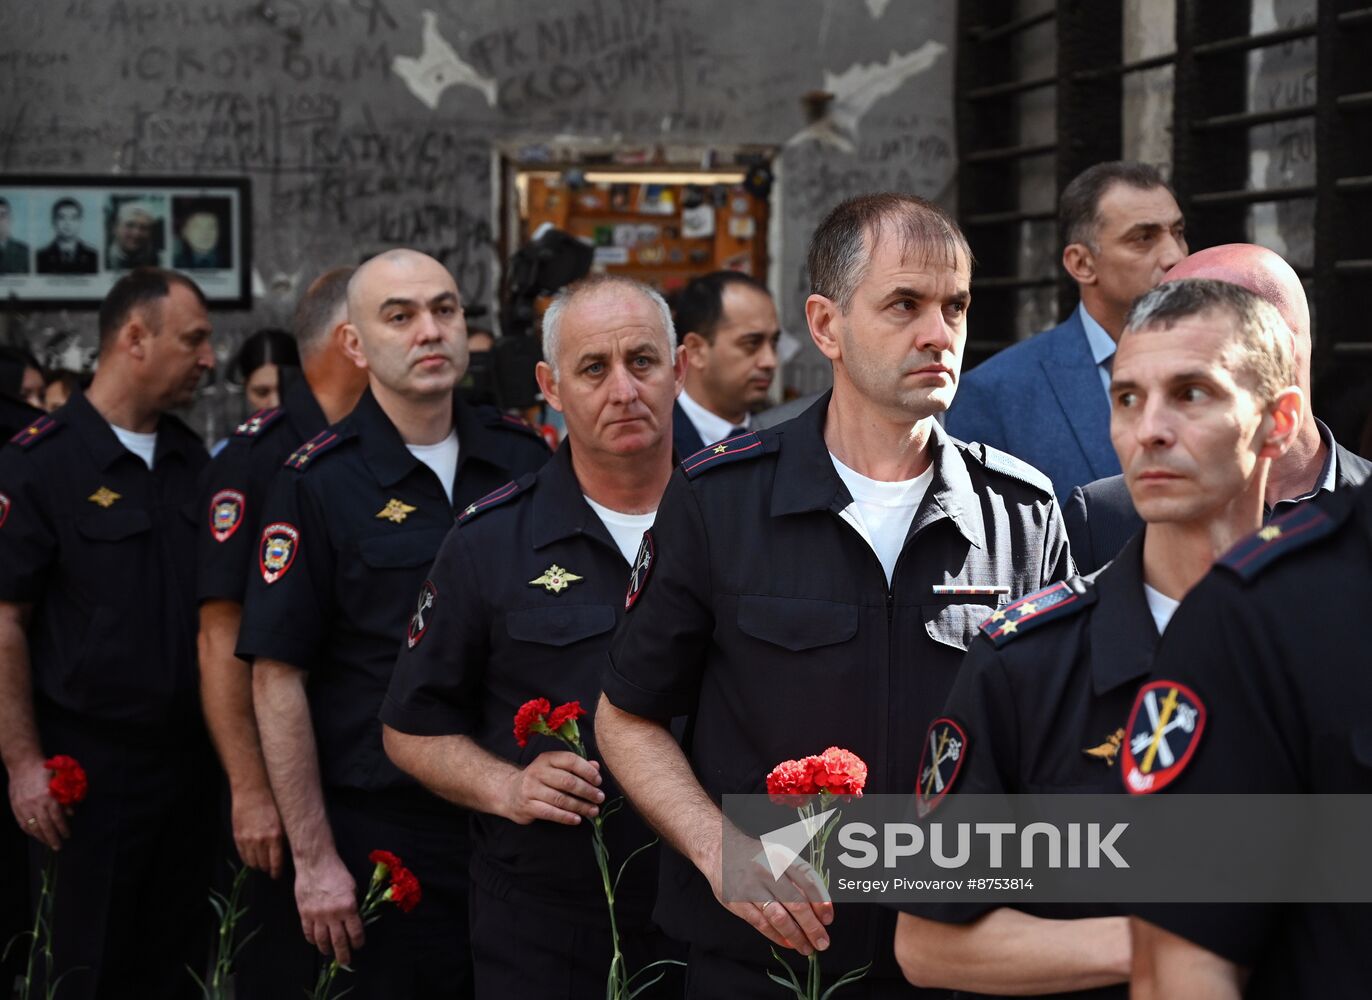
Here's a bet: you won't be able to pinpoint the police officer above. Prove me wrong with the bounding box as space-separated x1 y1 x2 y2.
236 250 549 999
595 194 1074 998
1125 479 1372 997
0 268 216 998
196 266 367 997
891 279 1303 998
382 274 685 997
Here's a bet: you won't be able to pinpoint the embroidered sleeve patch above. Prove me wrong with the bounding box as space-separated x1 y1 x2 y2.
624 530 655 611
259 522 300 584
209 489 246 543
916 717 968 817
1122 680 1207 795
407 580 437 649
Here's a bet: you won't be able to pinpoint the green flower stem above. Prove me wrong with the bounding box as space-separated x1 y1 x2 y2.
18 850 57 1000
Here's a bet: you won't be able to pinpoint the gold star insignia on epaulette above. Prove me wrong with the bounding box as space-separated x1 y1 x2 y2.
529 564 583 594
376 498 417 523
998 618 1017 634
712 444 728 454
1083 728 1126 766
1016 600 1039 617
1258 525 1282 542
87 486 121 508
463 504 478 517
988 609 1006 622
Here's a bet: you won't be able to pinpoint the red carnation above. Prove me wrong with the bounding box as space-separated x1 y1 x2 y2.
386 866 422 913
513 698 551 748
546 700 585 734
368 849 403 875
766 758 818 802
44 755 87 806
811 746 867 798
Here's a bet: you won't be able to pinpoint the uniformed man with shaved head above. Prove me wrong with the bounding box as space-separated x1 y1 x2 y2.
237 250 549 998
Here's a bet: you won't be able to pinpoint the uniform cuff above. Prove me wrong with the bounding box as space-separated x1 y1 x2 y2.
600 659 692 721
235 627 316 672
892 899 998 924
378 694 478 738
1127 902 1269 967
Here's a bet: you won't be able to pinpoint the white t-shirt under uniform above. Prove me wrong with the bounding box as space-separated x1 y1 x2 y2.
583 496 657 564
110 424 158 469
830 454 935 585
407 431 460 505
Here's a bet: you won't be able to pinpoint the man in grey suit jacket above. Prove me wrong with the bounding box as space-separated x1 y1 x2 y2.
1065 243 1372 572
946 162 1188 504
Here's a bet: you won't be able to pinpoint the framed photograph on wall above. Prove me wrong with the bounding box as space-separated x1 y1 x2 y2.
0 175 251 307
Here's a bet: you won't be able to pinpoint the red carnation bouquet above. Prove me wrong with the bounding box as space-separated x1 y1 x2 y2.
14 756 88 1000
763 747 871 999
513 697 682 999
309 850 422 1000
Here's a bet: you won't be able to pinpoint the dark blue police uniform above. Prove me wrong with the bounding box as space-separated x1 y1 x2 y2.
601 393 1073 998
0 392 215 1000
1125 483 1372 997
236 386 549 1000
381 440 681 998
195 374 328 999
902 531 1160 1000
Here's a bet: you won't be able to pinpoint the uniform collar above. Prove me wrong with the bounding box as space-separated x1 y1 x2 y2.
769 390 985 550
283 373 328 441
1089 530 1158 695
64 389 197 471
530 440 617 552
352 386 500 492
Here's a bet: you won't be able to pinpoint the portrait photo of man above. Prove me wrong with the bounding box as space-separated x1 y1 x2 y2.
172 197 232 270
0 197 32 275
35 197 99 275
105 196 165 271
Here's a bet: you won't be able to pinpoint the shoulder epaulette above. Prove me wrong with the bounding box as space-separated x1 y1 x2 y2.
8 415 62 450
283 427 350 471
967 443 1054 498
482 409 550 447
458 475 534 524
235 407 286 440
682 431 766 479
1217 503 1342 582
978 579 1088 648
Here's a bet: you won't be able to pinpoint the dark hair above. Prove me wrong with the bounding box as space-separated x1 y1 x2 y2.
51 197 82 223
234 328 300 383
673 271 772 343
808 193 973 311
0 345 41 399
292 266 355 354
1059 161 1172 249
97 267 208 346
0 197 9 212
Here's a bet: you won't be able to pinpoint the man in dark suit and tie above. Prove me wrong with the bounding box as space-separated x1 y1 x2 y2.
0 199 31 274
1065 243 1372 572
35 198 98 275
946 162 1188 504
670 271 780 458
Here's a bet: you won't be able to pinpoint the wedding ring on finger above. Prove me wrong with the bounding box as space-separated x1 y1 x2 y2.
26 817 37 826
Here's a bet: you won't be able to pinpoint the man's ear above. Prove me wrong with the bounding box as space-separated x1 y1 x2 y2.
1258 385 1305 460
805 293 843 362
534 360 563 413
672 343 688 396
1062 243 1098 286
123 313 151 360
681 331 711 370
339 323 368 370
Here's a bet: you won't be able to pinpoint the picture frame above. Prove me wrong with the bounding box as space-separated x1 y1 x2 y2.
0 175 251 308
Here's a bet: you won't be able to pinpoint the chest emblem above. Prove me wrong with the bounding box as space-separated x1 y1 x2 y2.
376 498 417 524
916 717 968 817
88 486 121 508
209 489 246 543
529 564 583 594
1122 680 1207 794
1082 728 1126 767
408 580 437 649
259 522 300 584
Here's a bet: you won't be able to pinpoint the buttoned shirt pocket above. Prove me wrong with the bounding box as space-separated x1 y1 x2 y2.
736 595 859 652
356 530 448 572
506 605 616 647
922 602 998 652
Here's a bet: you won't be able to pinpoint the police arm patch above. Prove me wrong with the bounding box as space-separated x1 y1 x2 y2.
259 522 300 584
209 489 246 543
0 491 9 529
407 580 437 649
916 717 968 817
624 530 655 611
1121 680 1207 795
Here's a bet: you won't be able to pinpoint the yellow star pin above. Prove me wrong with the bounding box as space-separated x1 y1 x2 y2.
529 564 584 594
1258 525 1282 542
87 486 121 508
713 444 729 454
999 618 1018 635
376 498 417 524
988 609 1006 623
1016 600 1039 617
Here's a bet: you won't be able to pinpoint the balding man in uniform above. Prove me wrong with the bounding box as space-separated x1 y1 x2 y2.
237 250 549 999
1064 243 1371 572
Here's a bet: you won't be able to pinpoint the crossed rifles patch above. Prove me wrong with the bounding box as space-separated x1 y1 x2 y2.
1122 680 1207 794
